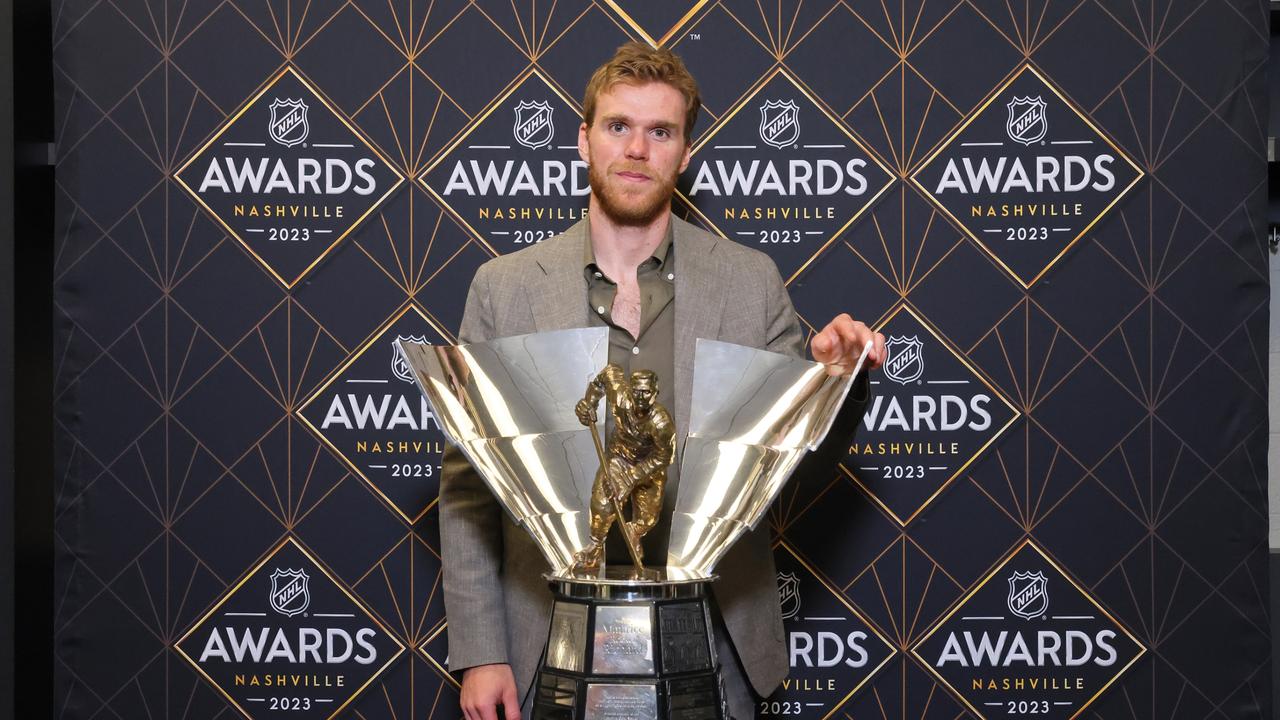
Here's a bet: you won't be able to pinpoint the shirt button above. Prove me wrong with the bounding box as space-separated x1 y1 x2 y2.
667 272 674 280
596 306 606 314
594 271 602 278
631 346 640 355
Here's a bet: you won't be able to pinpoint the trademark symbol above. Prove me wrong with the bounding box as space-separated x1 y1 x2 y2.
688 33 701 40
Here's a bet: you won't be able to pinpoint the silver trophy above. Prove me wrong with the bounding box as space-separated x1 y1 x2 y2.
397 328 865 720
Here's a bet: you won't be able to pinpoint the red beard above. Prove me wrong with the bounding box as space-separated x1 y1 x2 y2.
588 160 677 226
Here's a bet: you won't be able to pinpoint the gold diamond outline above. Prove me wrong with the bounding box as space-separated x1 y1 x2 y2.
295 302 455 524
908 538 1147 720
173 536 408 720
771 538 898 719
418 620 462 689
600 1 712 47
173 65 407 289
675 65 897 286
907 63 1144 289
417 66 585 255
842 302 1021 526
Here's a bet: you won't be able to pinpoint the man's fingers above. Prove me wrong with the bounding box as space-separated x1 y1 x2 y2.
810 331 828 361
464 694 497 720
826 315 863 358
811 326 838 361
834 315 866 346
460 665 516 720
502 677 521 720
461 701 482 720
872 332 887 369
812 314 891 371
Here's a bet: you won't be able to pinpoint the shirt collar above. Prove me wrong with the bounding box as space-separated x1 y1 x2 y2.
582 215 675 280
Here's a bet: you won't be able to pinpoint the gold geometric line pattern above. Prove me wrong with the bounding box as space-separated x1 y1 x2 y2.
50 0 1270 716
173 536 408 720
908 62 1144 288
172 65 406 289
600 0 711 47
909 538 1147 720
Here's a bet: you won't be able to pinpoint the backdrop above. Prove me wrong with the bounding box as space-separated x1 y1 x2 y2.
52 2 1271 718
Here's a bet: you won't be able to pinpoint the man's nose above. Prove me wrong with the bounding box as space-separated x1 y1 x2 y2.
624 132 648 159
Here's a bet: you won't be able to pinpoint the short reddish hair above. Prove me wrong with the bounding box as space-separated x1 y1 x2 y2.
582 42 701 145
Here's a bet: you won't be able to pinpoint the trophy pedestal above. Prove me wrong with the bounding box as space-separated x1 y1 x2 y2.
532 569 727 720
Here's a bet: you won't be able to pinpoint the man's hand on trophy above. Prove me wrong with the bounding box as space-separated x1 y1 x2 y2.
811 312 887 374
575 397 598 426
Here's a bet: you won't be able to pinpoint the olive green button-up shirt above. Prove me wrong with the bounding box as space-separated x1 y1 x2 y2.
582 222 678 563
582 223 676 401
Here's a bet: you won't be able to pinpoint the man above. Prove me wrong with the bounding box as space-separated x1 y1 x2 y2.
441 42 886 720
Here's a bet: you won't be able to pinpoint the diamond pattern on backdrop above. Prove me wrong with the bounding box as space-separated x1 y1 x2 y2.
599 1 708 46
296 304 453 523
51 1 1270 717
677 66 895 283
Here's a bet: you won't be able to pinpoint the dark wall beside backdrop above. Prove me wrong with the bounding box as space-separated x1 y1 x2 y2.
51 2 1272 719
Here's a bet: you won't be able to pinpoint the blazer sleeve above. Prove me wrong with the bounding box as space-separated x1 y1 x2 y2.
439 263 512 671
760 252 805 360
759 251 871 467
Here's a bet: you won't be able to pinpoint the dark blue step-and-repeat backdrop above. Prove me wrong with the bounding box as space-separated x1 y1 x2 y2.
52 2 1270 718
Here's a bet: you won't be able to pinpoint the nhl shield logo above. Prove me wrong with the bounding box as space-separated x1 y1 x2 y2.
513 100 554 149
1007 570 1048 619
883 336 924 385
391 335 429 384
268 98 309 147
777 572 801 620
1005 95 1047 146
758 99 800 149
269 568 311 617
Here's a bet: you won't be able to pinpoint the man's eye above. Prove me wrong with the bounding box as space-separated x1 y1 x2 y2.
653 128 669 139
609 123 626 133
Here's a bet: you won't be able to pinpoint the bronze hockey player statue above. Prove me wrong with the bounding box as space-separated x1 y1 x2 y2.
571 364 676 576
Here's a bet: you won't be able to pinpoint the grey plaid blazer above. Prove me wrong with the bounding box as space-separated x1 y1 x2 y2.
439 214 866 702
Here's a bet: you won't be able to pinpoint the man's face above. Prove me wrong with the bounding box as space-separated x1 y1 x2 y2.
579 81 692 226
630 378 656 413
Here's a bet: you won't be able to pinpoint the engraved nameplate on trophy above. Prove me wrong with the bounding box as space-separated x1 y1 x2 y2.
658 603 712 674
535 673 578 718
666 675 721 720
584 683 659 720
547 602 589 673
591 605 655 675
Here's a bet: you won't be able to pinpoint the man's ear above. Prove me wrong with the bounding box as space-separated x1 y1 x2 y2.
678 141 691 174
578 122 590 163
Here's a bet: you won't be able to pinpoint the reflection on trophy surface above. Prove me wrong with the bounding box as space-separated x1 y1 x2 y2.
572 364 674 577
396 327 866 720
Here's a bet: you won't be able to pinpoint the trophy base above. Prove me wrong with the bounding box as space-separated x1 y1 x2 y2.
532 569 727 720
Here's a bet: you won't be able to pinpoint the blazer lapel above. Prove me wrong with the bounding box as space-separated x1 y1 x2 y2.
527 219 590 333
671 217 727 434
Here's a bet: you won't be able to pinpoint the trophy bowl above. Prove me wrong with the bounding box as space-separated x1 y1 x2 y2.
397 328 864 720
